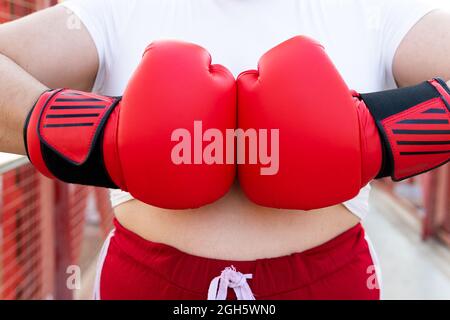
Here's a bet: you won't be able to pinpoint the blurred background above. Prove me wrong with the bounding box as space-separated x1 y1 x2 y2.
0 0 449 300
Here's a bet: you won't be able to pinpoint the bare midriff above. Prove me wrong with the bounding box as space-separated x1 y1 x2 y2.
115 182 360 261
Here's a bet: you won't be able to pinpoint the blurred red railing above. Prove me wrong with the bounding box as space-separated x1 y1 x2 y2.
421 166 450 242
1 163 42 299
0 158 114 300
0 0 58 22
376 165 450 245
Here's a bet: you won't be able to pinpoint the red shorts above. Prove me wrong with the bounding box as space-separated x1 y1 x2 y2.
94 219 380 300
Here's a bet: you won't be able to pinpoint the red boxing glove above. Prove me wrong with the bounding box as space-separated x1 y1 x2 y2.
25 40 236 209
237 36 449 210
355 79 450 181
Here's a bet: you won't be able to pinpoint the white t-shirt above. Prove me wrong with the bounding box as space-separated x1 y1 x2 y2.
62 0 441 220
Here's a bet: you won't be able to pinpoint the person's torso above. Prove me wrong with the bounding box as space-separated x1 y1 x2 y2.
91 0 389 259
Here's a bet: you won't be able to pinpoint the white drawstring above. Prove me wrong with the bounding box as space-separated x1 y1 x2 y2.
207 266 255 300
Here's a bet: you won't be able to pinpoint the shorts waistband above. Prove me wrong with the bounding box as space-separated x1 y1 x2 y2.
110 219 369 298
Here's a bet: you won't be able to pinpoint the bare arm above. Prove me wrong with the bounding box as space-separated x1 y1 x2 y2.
0 6 98 154
394 10 450 86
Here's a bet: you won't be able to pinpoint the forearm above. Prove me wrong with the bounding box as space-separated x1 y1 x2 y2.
0 53 48 155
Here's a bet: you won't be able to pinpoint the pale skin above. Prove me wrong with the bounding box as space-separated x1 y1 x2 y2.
0 7 449 260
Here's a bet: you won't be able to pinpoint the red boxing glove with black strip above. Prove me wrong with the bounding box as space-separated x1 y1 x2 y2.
25 40 236 209
355 78 450 181
238 36 449 210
